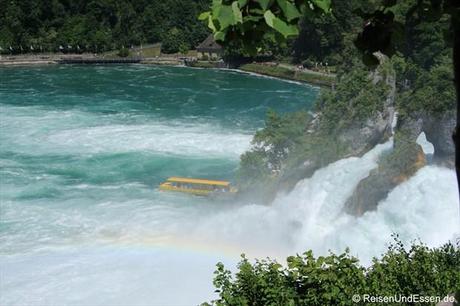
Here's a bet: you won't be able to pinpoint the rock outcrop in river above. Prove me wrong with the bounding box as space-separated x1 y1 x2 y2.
273 58 397 203
344 109 455 216
239 55 455 214
284 58 454 216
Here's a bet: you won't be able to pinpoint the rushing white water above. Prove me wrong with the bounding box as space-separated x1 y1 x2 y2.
1 66 459 306
188 140 460 263
0 106 252 158
2 135 459 306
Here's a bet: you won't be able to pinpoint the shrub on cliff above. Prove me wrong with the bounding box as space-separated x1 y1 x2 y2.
397 56 456 117
205 239 460 306
316 64 390 132
237 62 391 192
237 110 310 189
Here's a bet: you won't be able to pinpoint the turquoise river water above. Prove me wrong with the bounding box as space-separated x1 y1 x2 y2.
1 65 459 306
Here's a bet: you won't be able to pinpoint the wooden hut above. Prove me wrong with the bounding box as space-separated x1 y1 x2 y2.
196 35 223 60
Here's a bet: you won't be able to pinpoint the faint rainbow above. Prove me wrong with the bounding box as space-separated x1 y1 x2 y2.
99 234 287 261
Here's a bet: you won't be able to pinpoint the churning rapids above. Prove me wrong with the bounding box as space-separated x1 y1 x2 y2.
1 65 459 306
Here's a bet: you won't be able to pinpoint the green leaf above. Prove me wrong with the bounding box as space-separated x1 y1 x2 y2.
208 16 217 31
276 0 301 22
214 31 226 41
311 0 331 13
264 10 299 38
211 0 223 20
257 0 272 10
249 8 265 15
263 10 275 27
217 5 236 29
238 0 248 7
198 12 210 21
232 1 243 24
243 15 264 23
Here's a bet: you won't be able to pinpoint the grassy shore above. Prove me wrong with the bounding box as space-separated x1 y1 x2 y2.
239 63 335 87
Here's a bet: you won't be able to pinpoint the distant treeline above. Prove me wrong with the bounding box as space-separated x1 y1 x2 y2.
0 0 210 54
0 0 452 70
0 0 379 61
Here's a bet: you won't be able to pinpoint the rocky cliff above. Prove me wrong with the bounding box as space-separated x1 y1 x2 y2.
240 56 455 212
289 58 454 217
275 59 397 199
344 97 455 216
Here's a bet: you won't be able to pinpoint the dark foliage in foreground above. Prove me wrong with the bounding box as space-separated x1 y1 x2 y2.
204 238 460 306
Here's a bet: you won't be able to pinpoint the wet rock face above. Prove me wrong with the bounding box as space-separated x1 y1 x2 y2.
344 143 426 216
396 115 423 143
396 112 455 166
344 110 454 217
340 110 394 157
344 167 397 216
423 112 455 167
280 57 454 214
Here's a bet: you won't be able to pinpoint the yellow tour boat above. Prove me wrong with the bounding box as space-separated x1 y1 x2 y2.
159 177 238 196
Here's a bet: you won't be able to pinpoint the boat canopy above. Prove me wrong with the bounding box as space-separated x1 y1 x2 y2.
166 177 231 187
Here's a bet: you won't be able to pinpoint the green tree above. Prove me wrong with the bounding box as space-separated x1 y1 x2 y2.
292 0 363 65
0 1 26 51
201 0 460 207
161 27 190 54
237 110 311 189
0 0 210 53
207 240 460 305
398 56 456 116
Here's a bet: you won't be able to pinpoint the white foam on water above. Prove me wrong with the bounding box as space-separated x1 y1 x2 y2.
186 141 383 257
1 246 234 306
417 132 435 155
47 123 251 157
2 139 459 305
335 166 460 260
181 140 459 264
0 105 252 158
284 164 459 264
2 101 460 306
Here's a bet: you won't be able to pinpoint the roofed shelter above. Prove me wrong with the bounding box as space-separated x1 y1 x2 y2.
196 35 223 60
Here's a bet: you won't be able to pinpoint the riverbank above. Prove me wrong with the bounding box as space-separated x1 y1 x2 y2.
0 53 96 65
238 63 335 87
0 53 189 66
183 60 335 87
1 54 335 87
186 60 226 69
